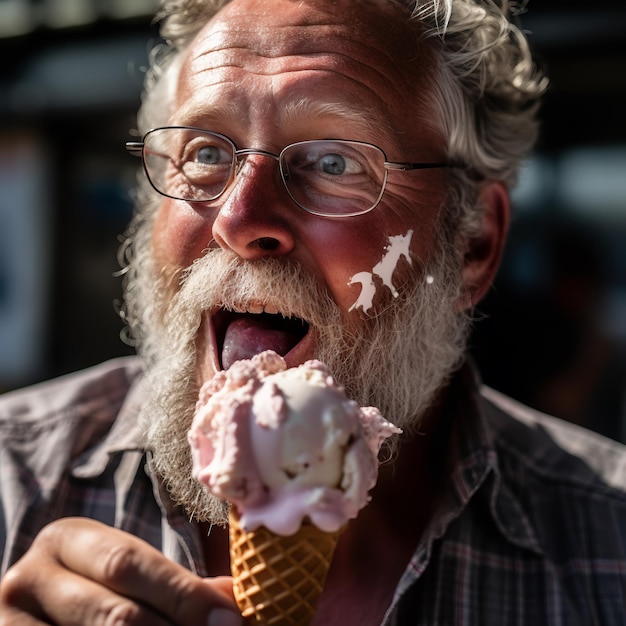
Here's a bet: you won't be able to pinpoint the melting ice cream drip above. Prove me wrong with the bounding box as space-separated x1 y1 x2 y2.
348 230 414 314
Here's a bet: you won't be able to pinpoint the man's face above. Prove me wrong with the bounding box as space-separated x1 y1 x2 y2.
138 0 471 521
151 0 449 386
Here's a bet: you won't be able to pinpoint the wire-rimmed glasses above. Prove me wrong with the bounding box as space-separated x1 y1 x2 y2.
126 126 455 218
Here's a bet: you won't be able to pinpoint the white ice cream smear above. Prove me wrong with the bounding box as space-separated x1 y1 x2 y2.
348 230 413 314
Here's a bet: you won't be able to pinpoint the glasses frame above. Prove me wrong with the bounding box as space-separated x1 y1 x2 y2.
126 126 455 218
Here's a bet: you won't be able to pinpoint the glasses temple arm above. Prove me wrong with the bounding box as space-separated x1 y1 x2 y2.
126 141 144 156
125 142 173 163
384 161 457 171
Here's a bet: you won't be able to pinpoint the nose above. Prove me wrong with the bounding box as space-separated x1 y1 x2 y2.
211 154 296 259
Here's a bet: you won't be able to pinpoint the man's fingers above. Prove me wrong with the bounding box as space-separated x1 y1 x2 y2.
1 524 175 626
44 518 237 623
2 518 239 626
3 556 172 626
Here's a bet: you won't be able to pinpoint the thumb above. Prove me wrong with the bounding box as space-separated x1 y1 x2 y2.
204 575 236 601
202 576 243 626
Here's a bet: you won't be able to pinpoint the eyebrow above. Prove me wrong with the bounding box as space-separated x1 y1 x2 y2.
280 98 397 144
171 99 244 129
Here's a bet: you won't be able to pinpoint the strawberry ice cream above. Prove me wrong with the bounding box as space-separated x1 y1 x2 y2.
188 350 401 535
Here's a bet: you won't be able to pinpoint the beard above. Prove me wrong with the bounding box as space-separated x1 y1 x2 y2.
128 237 469 524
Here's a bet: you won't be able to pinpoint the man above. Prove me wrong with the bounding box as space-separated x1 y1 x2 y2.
1 0 625 624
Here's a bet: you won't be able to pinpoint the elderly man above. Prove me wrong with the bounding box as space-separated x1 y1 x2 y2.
1 0 625 624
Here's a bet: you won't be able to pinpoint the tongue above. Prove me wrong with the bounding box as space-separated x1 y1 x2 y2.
221 315 304 370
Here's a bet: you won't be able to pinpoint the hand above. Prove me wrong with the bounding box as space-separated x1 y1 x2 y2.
0 517 242 625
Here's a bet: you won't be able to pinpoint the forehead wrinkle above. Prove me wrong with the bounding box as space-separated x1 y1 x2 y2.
184 11 418 104
188 46 404 103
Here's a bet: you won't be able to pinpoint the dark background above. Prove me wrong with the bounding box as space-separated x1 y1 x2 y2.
0 0 624 442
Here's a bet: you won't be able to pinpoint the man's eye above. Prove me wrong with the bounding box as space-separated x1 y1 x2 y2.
319 153 346 175
317 152 361 176
195 145 225 164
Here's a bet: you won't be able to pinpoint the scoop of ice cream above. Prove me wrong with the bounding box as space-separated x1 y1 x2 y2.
188 350 401 535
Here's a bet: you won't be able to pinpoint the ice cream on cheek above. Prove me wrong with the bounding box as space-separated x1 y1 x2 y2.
188 350 401 535
348 229 414 314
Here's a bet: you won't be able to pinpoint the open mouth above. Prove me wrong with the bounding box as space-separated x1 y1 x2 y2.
212 308 311 370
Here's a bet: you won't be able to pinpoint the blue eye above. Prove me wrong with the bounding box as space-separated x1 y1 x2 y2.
319 153 346 175
196 145 223 164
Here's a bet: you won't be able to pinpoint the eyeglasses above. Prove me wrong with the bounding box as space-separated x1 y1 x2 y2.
126 126 455 217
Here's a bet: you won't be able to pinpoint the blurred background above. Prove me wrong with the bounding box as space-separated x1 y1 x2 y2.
0 0 625 442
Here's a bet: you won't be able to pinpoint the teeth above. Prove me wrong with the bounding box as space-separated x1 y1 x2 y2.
230 302 284 316
245 303 265 314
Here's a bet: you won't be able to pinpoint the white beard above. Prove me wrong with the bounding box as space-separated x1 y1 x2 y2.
130 244 469 524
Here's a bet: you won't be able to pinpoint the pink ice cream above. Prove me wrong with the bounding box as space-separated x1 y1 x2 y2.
188 350 401 536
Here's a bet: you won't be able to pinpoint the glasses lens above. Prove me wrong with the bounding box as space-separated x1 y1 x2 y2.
281 140 386 216
143 128 235 201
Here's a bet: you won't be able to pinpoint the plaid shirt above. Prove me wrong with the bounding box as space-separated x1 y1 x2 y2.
1 357 625 624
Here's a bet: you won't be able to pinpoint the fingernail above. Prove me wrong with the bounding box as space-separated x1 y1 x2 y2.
207 607 243 626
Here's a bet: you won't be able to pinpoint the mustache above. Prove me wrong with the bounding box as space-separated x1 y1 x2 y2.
169 248 342 329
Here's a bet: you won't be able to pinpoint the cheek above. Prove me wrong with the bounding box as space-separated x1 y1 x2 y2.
303 218 416 314
306 195 442 316
152 200 214 271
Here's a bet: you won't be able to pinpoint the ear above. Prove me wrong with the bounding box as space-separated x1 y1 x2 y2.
455 181 510 312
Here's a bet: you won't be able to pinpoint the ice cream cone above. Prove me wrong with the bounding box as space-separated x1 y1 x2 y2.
189 353 400 622
229 509 340 625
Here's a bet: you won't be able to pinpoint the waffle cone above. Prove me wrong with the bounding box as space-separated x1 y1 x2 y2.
229 509 340 625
